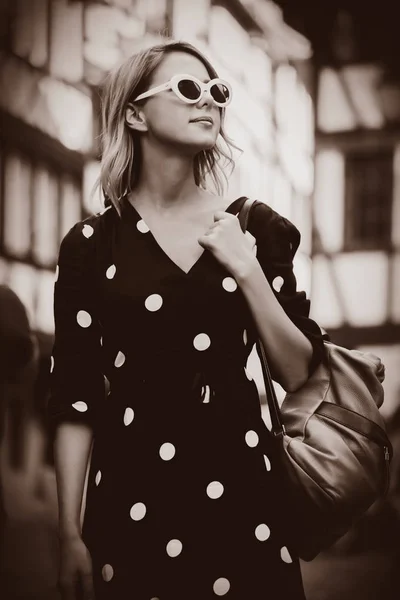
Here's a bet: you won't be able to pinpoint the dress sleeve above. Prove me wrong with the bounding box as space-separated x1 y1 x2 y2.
47 221 105 433
249 201 328 378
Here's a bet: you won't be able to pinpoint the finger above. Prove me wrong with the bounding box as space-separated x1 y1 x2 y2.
198 234 214 248
213 210 234 222
245 230 256 245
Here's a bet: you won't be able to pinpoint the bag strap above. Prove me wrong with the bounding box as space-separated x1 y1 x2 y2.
237 198 286 437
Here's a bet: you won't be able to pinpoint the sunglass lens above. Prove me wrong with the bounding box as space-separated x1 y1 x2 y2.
177 79 201 100
211 83 230 104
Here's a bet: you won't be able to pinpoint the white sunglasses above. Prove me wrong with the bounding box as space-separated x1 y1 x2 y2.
133 73 232 107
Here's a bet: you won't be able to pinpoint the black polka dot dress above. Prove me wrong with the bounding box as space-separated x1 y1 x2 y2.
48 196 326 600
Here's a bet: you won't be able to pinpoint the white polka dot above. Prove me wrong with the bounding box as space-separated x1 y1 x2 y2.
137 219 150 233
264 454 272 472
72 401 88 412
130 502 146 521
222 277 237 292
244 368 253 381
145 294 163 312
106 264 116 279
50 356 54 373
159 442 176 461
77 310 92 328
123 407 134 426
213 577 230 596
100 336 103 346
95 470 102 486
206 481 224 499
101 564 114 582
272 276 284 292
166 539 183 557
280 546 293 563
202 384 211 403
82 224 94 238
243 329 248 345
255 523 271 541
193 333 211 351
150 598 160 600
114 350 126 368
245 430 259 448
55 265 59 282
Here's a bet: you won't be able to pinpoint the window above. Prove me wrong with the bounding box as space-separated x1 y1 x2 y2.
344 150 393 250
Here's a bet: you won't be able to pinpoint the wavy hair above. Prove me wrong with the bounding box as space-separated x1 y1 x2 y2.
94 40 239 215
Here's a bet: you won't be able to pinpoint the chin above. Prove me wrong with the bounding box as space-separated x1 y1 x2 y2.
187 132 219 152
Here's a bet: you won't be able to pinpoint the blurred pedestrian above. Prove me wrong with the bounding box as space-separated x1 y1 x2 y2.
47 40 326 600
0 285 37 568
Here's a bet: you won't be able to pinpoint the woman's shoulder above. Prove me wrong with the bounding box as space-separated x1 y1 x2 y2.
248 199 301 256
62 205 116 245
58 204 117 266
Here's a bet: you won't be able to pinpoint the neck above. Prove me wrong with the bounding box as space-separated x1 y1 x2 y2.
133 140 204 211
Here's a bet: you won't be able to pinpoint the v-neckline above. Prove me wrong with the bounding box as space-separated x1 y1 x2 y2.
124 195 247 277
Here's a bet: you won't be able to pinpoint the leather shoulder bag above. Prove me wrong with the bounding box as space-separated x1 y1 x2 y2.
238 197 393 561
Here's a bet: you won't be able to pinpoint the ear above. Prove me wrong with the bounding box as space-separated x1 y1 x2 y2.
125 103 148 133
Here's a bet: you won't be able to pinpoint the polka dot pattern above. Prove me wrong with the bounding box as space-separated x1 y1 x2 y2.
72 401 88 412
106 264 116 279
272 276 284 292
222 277 237 292
201 384 211 403
123 407 134 426
255 523 271 541
130 502 146 521
145 294 163 312
245 430 259 448
166 539 183 557
264 454 272 472
213 577 230 596
76 310 92 328
49 199 308 596
137 219 150 233
101 564 114 582
159 442 176 461
82 224 94 238
280 546 293 564
114 351 126 368
193 333 211 351
207 481 224 499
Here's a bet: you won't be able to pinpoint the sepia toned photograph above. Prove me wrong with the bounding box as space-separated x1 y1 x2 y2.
0 1 399 599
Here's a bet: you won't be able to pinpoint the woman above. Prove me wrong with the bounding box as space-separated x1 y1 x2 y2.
48 41 326 600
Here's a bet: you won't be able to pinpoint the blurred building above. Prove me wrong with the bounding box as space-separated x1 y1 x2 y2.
296 3 400 422
0 0 315 363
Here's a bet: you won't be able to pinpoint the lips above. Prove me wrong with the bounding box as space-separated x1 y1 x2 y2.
190 116 214 125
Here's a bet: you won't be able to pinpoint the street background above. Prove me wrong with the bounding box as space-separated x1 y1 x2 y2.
0 0 399 598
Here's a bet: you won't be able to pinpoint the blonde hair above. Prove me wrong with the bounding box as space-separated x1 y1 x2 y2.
95 40 239 215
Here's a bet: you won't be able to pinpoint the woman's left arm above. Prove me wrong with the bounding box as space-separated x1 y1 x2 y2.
199 202 327 393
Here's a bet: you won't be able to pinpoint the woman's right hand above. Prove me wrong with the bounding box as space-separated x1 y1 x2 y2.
58 536 95 600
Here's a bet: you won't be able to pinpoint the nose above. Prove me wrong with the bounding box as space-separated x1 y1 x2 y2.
196 89 214 108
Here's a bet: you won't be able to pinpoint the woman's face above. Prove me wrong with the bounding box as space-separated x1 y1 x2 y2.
136 51 222 154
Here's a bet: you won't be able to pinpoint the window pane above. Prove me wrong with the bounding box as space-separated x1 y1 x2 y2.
32 165 58 266
4 153 31 257
345 152 393 249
